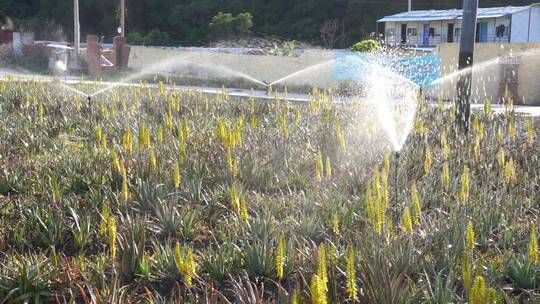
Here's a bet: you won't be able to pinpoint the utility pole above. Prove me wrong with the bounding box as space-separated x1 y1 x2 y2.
120 0 125 37
456 0 478 133
408 0 412 11
74 0 80 64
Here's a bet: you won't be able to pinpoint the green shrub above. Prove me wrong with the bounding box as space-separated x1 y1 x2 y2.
209 12 253 39
351 39 381 52
127 30 173 46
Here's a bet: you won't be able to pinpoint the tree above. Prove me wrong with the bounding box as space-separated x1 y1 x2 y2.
209 12 236 39
320 19 341 49
234 12 253 36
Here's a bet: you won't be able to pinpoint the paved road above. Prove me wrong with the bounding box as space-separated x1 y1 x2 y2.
1 70 539 117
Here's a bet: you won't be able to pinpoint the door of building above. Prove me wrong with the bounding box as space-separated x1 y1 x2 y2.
479 22 488 42
401 24 407 44
447 23 454 43
423 24 430 46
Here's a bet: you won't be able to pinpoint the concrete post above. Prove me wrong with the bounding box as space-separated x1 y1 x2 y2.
456 0 478 133
74 0 80 64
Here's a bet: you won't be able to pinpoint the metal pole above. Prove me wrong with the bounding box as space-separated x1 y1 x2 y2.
456 0 478 133
74 0 80 63
120 0 125 37
408 0 412 12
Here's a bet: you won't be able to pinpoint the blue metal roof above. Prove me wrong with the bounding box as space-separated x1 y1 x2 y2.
378 6 530 22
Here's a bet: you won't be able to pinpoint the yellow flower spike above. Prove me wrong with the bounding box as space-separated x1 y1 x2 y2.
473 136 481 160
497 148 505 168
291 290 299 304
365 183 375 227
473 115 480 133
442 143 451 161
38 102 44 125
173 161 181 189
315 150 323 182
423 144 432 175
383 153 391 174
157 125 164 143
345 246 358 300
182 117 190 139
111 150 120 173
465 221 475 253
526 118 535 143
121 174 129 201
401 207 413 235
98 201 110 238
442 162 450 191
250 115 258 129
478 122 485 141
95 126 102 145
182 247 197 287
294 110 301 125
249 97 255 114
324 156 332 177
101 132 107 150
239 194 249 220
411 183 421 225
486 288 498 304
310 274 326 304
138 122 146 150
469 276 487 304
439 131 448 148
331 213 340 236
123 129 133 154
529 227 538 265
174 242 183 270
149 150 157 172
230 184 240 214
317 243 328 293
275 235 285 279
461 251 473 292
336 123 346 150
107 216 117 260
460 166 470 203
484 99 492 117
381 164 389 208
496 126 503 143
508 119 517 140
226 148 234 174
503 157 516 184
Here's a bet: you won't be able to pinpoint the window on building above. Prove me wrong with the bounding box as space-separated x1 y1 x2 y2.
455 28 461 37
496 24 507 37
385 28 396 37
429 27 436 37
407 28 418 36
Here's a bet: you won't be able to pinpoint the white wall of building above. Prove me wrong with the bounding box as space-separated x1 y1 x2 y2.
528 7 540 42
510 9 531 43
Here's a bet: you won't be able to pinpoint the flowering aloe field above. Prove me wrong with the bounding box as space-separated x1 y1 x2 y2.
0 80 539 303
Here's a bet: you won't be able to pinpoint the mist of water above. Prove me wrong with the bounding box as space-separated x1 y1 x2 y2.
268 60 336 87
89 53 268 98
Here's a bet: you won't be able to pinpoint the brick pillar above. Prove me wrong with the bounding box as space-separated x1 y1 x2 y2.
86 35 101 77
113 36 129 70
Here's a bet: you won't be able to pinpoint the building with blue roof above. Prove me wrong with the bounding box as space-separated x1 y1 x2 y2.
377 5 540 47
